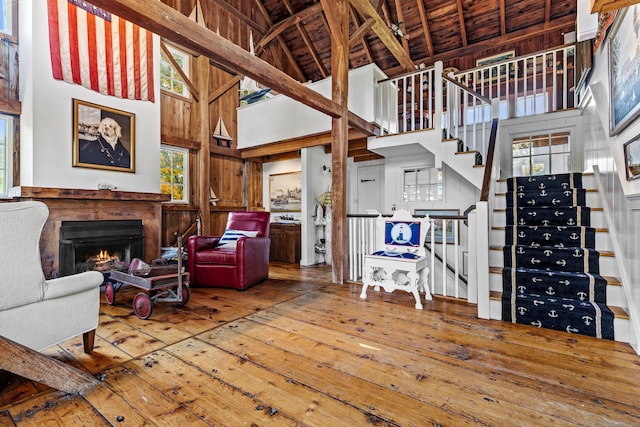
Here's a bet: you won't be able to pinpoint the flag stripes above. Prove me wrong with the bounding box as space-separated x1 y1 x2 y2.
47 0 154 102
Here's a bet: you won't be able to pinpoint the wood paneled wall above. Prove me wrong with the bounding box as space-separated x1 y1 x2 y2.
160 42 265 244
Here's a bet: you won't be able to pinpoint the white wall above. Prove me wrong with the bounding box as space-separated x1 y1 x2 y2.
19 0 161 193
237 64 386 148
302 147 332 265
579 23 640 352
378 154 478 215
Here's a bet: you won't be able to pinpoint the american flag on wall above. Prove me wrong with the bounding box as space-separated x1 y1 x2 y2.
47 0 155 102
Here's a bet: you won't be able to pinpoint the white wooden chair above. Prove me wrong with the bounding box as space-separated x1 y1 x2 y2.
361 210 431 309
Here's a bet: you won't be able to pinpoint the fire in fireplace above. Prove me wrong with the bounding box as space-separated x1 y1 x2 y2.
59 220 144 277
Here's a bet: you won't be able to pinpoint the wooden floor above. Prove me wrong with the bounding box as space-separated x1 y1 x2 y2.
1 263 640 426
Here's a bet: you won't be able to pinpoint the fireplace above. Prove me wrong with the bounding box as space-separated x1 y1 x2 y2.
59 220 145 276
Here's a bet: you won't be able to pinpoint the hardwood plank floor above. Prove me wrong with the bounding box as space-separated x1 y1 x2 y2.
1 262 640 426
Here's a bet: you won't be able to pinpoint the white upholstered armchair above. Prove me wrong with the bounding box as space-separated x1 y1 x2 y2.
0 201 103 353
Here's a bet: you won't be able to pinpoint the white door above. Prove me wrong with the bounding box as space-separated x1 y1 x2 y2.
357 165 383 213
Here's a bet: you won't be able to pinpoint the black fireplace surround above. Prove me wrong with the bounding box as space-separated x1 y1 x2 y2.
59 220 144 276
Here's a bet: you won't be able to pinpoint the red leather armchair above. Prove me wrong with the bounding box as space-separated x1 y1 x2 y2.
187 211 271 290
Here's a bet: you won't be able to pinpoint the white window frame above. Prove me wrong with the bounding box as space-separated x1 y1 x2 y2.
160 145 189 203
0 114 13 197
0 0 15 38
160 45 190 98
403 167 443 202
512 132 570 177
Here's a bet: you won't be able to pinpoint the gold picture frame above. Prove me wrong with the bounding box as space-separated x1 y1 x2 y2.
73 99 135 172
269 171 302 212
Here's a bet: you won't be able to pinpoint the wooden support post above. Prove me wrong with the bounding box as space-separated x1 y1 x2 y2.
0 335 99 395
322 0 350 284
197 55 212 235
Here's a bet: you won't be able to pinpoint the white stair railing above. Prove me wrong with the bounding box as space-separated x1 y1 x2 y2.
347 215 378 282
347 214 471 302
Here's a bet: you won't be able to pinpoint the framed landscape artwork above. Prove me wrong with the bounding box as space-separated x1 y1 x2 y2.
269 171 302 212
73 99 135 173
623 135 640 181
608 6 640 136
414 209 459 244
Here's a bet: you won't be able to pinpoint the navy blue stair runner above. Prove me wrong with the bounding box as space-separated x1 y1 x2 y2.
502 173 614 339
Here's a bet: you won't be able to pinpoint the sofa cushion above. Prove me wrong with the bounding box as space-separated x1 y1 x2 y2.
196 248 237 265
216 229 258 249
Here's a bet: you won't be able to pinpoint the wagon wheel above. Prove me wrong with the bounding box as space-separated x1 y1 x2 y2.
132 292 153 319
176 286 190 306
104 281 116 305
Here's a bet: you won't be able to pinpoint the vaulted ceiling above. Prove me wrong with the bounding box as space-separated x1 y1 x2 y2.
166 0 577 83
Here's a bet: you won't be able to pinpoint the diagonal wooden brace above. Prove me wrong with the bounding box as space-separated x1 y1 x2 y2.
0 335 100 395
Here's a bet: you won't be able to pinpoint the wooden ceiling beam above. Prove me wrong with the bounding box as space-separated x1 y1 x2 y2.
253 0 306 82
393 0 411 56
299 22 329 78
209 75 242 104
348 0 415 72
415 0 435 57
348 15 374 56
89 0 377 136
353 153 384 162
208 0 267 35
499 0 506 36
240 128 369 159
545 0 552 23
385 14 575 76
283 0 328 78
456 0 468 47
256 2 323 52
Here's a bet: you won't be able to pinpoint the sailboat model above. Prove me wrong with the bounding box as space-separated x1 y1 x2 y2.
213 117 232 147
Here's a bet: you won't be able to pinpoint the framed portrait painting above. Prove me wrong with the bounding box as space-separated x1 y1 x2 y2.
73 99 135 172
608 6 640 136
413 209 460 244
269 171 302 212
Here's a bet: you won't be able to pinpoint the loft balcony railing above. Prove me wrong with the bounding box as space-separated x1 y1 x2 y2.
375 44 576 141
454 44 576 118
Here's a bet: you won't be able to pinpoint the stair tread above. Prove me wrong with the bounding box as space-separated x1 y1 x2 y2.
489 245 615 257
489 290 629 319
488 266 621 285
496 172 594 182
492 226 610 233
496 189 597 196
455 150 480 155
494 207 604 212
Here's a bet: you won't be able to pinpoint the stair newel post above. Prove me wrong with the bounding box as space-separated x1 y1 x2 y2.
476 201 491 319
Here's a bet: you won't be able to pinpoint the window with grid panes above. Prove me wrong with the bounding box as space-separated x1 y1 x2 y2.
160 45 190 98
0 114 13 197
160 145 188 203
403 167 443 202
512 132 570 177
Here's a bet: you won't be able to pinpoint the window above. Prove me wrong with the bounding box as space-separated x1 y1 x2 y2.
512 132 570 177
160 145 188 203
160 45 190 98
403 167 443 202
0 114 13 197
0 0 14 37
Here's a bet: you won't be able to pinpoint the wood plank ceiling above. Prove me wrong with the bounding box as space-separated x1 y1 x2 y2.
257 0 577 82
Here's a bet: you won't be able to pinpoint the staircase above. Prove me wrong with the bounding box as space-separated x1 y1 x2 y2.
489 173 630 341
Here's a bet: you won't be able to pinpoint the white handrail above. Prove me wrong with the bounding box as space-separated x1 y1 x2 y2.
347 214 470 302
